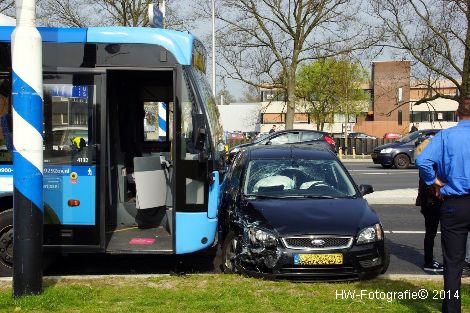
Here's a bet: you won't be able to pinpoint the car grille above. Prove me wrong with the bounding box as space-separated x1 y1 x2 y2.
282 236 353 250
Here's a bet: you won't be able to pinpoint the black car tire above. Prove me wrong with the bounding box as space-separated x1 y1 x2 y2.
222 231 239 274
381 240 391 274
0 209 13 277
381 164 393 169
393 154 410 169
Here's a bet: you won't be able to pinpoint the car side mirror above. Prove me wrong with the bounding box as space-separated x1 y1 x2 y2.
359 184 374 196
265 140 272 145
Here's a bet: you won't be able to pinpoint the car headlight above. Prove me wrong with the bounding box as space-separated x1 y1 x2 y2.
248 228 278 246
380 148 393 153
356 224 383 245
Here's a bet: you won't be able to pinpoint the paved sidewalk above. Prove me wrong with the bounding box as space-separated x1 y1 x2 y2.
364 188 417 205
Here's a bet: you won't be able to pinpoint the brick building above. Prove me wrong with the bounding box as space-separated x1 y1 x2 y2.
354 61 458 137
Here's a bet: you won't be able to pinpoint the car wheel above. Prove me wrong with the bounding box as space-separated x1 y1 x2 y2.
381 239 391 274
393 154 410 169
222 231 239 274
0 209 13 277
381 164 393 169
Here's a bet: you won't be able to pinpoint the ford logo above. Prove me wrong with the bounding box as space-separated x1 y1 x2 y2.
311 239 325 246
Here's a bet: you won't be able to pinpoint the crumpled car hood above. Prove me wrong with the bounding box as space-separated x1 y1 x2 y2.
243 198 379 237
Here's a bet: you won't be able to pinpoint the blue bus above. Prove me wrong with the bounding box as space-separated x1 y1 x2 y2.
0 26 225 276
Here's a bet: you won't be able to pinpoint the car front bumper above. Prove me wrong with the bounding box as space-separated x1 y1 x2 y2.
371 152 394 165
235 240 387 281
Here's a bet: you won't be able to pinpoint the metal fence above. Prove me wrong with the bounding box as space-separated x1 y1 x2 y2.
334 138 397 155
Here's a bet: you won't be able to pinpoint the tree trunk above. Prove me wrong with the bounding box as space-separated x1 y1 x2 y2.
285 73 296 130
462 8 470 99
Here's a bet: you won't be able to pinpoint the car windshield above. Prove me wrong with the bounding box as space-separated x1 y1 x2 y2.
396 131 420 143
243 159 358 199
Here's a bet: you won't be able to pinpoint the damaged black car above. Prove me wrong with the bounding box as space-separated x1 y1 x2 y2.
219 145 390 281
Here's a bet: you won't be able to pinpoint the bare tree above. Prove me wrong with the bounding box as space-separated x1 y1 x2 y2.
0 0 14 15
372 0 468 104
39 0 96 27
240 85 260 102
38 0 191 30
195 0 374 129
216 88 237 105
88 0 151 27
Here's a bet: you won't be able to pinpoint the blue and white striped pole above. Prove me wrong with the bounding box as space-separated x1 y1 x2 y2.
158 102 167 140
12 0 43 296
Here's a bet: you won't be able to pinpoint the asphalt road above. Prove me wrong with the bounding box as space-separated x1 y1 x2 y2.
42 161 437 277
344 161 419 191
372 204 442 275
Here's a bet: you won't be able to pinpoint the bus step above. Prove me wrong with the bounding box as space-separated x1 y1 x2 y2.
106 226 173 254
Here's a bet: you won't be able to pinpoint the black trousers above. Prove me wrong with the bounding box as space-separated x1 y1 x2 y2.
421 204 440 265
440 197 470 313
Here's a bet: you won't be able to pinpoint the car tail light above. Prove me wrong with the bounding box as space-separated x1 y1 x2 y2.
324 135 335 146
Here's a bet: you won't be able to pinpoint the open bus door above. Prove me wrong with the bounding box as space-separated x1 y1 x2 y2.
172 67 219 254
42 72 102 248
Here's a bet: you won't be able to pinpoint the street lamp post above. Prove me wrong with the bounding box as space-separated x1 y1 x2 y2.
11 0 44 297
212 0 216 98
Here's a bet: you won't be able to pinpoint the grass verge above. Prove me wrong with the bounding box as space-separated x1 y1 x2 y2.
0 275 469 312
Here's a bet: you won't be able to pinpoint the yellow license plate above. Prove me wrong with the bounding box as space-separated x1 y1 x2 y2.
294 253 343 265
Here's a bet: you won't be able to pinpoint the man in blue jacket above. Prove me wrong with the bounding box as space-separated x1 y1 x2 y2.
416 98 470 313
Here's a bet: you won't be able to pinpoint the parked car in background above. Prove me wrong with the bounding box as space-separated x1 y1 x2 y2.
227 131 246 140
254 132 269 142
228 129 336 161
372 129 440 169
220 145 389 280
383 132 402 140
348 132 377 140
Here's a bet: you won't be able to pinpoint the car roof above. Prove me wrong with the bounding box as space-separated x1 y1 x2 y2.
273 129 327 134
244 144 336 160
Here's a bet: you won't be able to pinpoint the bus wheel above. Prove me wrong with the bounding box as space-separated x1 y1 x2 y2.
0 209 13 277
222 231 238 274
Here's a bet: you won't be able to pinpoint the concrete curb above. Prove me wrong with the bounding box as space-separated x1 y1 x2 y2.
380 274 445 281
340 158 373 163
0 273 466 283
0 274 173 283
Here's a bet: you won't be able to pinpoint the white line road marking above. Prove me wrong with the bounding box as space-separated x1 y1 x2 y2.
349 171 418 174
384 230 441 234
349 170 418 172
